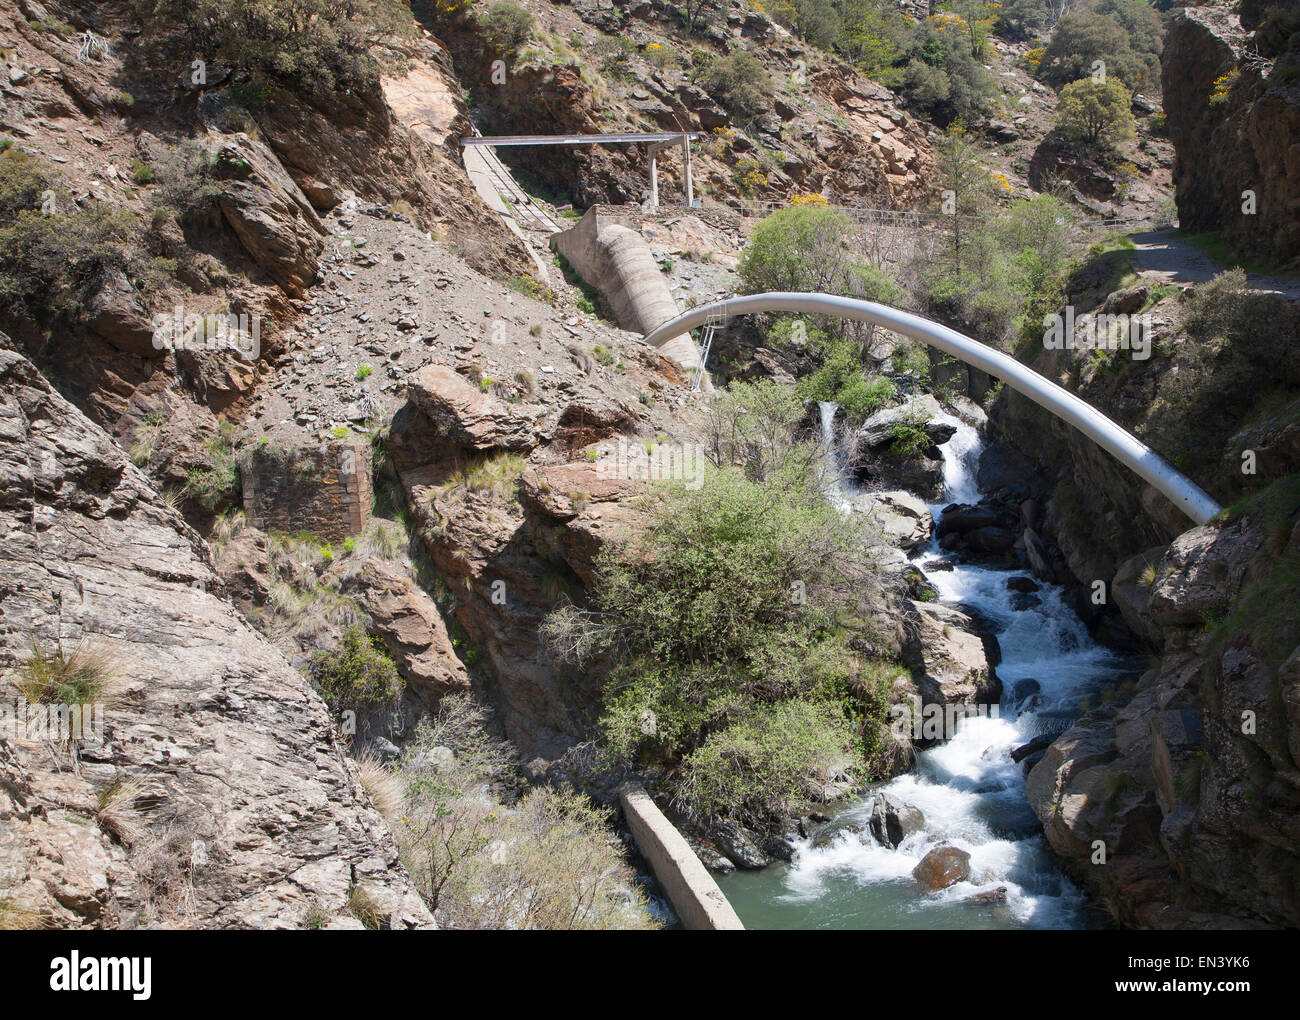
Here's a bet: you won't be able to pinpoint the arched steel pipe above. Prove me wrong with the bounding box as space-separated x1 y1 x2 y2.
644 292 1222 525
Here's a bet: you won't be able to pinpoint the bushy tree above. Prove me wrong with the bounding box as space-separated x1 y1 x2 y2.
834 0 907 82
543 452 899 825
1056 77 1136 146
994 0 1050 40
696 49 773 123
768 0 844 51
738 205 901 303
480 1 535 58
131 0 416 96
1038 2 1163 93
896 14 997 125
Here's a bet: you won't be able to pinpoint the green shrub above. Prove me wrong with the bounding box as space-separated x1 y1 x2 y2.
696 50 773 123
678 698 859 824
544 458 894 824
0 149 166 319
480 1 535 57
356 363 373 380
310 625 403 711
738 205 902 303
130 159 154 184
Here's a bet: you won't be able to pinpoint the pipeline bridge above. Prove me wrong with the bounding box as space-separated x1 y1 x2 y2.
644 293 1222 526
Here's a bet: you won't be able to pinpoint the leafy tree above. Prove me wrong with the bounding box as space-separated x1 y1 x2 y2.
994 0 1050 40
1038 3 1162 92
1056 77 1136 146
768 0 844 51
896 14 997 125
738 205 901 303
834 0 907 82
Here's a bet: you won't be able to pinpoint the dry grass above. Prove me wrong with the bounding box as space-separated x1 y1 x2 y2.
13 637 120 709
356 754 404 822
347 884 387 930
0 898 46 930
96 775 150 848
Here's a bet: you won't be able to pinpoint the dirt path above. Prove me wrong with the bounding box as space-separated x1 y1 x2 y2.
1130 229 1300 300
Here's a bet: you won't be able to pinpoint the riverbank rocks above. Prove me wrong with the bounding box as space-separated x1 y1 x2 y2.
868 793 925 848
901 602 1002 710
912 845 971 891
709 819 771 870
854 397 955 498
937 502 1019 556
853 490 933 550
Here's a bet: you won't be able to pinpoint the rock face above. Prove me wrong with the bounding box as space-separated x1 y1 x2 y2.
341 558 472 702
0 350 431 929
912 845 971 891
1027 514 1300 928
1163 5 1300 265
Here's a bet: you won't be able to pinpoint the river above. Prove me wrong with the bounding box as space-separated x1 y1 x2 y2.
717 408 1131 929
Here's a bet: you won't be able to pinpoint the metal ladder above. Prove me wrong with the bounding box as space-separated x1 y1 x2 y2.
691 307 725 392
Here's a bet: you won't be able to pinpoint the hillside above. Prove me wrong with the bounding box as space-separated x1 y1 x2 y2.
0 0 1297 941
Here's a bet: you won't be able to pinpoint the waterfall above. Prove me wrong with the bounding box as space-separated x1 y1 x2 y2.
719 415 1133 929
818 400 854 512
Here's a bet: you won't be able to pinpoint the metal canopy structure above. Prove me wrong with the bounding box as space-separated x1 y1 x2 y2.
644 292 1223 526
460 131 700 209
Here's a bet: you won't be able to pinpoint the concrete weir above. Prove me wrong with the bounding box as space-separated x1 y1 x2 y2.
550 208 711 390
620 784 744 930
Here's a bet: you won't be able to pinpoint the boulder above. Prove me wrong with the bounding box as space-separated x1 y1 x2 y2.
1006 576 1039 593
408 364 547 453
710 819 771 870
341 558 472 702
902 601 1002 709
857 401 956 453
853 489 933 551
912 844 971 891
868 793 925 848
213 133 326 295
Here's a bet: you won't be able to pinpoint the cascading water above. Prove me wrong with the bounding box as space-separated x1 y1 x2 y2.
819 400 854 512
718 413 1132 929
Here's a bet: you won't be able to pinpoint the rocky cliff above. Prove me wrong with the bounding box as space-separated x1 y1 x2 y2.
1164 3 1300 266
0 345 432 928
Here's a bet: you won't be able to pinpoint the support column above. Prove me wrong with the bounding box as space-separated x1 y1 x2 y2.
681 134 694 207
646 142 666 210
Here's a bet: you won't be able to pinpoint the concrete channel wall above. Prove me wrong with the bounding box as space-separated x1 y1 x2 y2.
620 784 744 930
551 209 710 390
